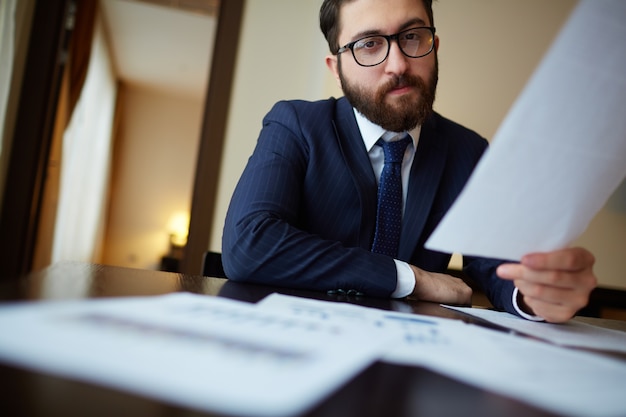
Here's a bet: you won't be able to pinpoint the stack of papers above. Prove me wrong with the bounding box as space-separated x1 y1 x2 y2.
0 293 392 417
258 294 626 417
1 292 625 417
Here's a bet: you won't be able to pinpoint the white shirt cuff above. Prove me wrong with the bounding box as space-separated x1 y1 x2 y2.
512 287 544 321
391 260 415 298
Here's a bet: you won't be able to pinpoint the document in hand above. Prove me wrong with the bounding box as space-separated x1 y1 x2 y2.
0 293 393 417
426 0 626 260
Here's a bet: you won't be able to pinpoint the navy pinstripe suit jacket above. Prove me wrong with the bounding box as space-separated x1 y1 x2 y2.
222 97 517 315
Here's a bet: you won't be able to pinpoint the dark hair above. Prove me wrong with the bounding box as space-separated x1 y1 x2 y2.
320 0 435 54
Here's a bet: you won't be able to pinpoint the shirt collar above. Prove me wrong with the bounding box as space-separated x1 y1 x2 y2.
353 108 420 151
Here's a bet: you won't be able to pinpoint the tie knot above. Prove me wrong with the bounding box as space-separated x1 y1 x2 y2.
379 135 411 164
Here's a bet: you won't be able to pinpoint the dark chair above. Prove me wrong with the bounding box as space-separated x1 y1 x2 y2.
202 251 227 278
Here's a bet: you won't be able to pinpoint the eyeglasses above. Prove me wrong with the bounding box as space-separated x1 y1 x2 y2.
337 26 436 67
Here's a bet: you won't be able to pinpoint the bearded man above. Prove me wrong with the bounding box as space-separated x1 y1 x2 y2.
222 0 597 323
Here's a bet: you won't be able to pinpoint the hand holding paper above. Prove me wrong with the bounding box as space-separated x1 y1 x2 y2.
497 247 598 323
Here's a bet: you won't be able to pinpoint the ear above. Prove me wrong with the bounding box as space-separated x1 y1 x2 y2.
434 34 440 53
325 55 342 89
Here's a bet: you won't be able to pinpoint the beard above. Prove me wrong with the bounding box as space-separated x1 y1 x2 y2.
339 57 438 132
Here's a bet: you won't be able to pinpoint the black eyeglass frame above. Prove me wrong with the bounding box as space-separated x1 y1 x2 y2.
337 26 436 67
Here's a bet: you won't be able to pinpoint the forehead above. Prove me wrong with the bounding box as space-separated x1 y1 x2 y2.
338 0 430 42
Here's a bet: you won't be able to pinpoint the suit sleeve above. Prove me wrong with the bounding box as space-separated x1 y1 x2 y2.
463 255 520 316
222 101 397 296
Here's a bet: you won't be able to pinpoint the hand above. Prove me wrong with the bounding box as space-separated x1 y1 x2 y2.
497 247 597 323
409 265 472 305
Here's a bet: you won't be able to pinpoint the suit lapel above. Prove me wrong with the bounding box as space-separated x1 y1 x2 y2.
332 98 378 249
398 115 448 260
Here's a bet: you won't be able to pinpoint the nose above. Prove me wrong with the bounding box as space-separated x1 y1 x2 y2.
383 40 410 75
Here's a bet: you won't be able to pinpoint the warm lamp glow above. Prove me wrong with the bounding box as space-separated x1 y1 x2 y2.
167 211 189 247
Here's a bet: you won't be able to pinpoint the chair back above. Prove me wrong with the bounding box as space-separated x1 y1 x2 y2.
202 251 227 278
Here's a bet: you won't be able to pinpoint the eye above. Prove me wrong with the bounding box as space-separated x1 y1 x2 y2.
354 36 385 51
402 30 424 42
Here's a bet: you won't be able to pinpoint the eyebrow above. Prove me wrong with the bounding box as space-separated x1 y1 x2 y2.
347 18 429 42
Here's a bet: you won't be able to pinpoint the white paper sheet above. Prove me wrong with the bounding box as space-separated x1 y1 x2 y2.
385 317 626 417
0 293 391 417
444 305 626 354
258 294 626 417
426 0 626 260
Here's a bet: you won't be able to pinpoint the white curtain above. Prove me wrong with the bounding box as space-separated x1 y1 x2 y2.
51 10 117 263
0 0 16 157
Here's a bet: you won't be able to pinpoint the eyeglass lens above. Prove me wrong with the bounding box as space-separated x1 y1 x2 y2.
352 28 433 66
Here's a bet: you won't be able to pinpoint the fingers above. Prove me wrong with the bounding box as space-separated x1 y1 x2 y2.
515 279 589 311
520 247 595 272
497 247 597 289
498 263 593 290
497 247 597 323
520 294 583 323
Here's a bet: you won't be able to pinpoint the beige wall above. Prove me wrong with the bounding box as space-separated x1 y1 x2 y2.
211 0 626 290
102 85 203 270
211 0 330 250
434 0 575 139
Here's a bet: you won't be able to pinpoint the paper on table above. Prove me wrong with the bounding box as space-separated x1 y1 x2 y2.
258 293 626 417
385 316 626 417
426 0 626 260
0 293 391 417
443 305 626 354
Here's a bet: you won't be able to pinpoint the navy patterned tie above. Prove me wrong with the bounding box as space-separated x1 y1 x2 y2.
371 135 411 257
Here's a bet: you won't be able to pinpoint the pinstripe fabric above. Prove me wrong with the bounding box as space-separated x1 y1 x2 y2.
222 97 517 315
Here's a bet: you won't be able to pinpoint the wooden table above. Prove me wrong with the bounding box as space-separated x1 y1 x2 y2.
0 262 623 417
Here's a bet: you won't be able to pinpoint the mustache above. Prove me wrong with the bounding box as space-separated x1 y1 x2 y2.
380 73 425 94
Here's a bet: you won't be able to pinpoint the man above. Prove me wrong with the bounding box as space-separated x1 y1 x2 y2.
222 0 597 323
